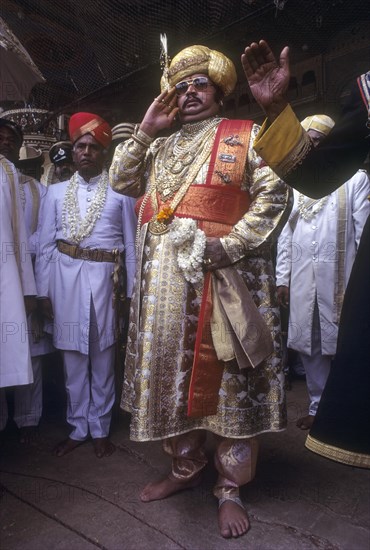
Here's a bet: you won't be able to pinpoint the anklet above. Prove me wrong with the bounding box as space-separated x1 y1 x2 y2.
218 496 245 510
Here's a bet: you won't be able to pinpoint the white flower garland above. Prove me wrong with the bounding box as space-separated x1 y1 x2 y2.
62 170 109 244
168 217 206 284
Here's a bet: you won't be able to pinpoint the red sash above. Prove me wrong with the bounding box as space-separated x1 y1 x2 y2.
187 120 253 417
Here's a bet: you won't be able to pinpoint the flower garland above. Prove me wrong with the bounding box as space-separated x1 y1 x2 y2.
156 205 174 223
168 217 206 284
62 170 109 244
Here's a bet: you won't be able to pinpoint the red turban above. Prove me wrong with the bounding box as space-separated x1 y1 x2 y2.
69 112 112 149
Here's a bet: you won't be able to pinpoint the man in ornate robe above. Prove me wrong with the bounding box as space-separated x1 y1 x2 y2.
35 113 137 458
242 41 370 468
110 45 291 538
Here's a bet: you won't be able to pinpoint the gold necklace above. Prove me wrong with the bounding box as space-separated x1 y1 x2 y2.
154 117 223 201
148 118 222 235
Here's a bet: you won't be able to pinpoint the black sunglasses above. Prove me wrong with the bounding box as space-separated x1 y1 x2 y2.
175 76 214 96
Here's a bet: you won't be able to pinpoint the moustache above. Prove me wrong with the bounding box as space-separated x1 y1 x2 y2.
184 95 202 107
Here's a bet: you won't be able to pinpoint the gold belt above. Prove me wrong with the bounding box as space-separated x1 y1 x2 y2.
57 240 117 263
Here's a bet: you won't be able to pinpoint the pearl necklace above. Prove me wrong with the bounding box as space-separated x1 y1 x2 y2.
155 117 223 200
297 193 329 221
147 119 221 235
62 170 109 244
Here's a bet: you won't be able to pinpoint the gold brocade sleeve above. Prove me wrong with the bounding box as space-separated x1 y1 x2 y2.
253 105 312 178
109 136 166 198
220 124 292 263
109 138 148 197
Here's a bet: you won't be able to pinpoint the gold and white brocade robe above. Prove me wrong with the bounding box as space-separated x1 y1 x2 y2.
110 122 292 442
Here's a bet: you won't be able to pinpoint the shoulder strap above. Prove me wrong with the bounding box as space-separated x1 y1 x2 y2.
206 119 254 187
333 185 347 322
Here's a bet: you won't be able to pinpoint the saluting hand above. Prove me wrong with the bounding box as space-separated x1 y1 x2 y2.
139 87 179 138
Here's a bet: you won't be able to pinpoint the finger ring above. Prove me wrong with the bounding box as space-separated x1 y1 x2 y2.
203 258 212 265
161 99 168 105
154 97 160 102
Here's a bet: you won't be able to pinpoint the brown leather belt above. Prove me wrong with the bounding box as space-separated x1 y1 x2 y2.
57 240 117 263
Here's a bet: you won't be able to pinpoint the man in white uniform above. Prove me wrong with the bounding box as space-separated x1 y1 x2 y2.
0 120 53 442
0 155 36 427
36 112 137 458
276 115 370 429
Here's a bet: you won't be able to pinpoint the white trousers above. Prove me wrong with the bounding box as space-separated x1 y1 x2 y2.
0 356 42 430
299 301 331 416
62 302 115 441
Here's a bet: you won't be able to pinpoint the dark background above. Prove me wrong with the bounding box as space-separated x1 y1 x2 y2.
1 0 369 125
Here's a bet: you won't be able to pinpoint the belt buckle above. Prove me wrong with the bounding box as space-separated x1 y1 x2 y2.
80 249 91 261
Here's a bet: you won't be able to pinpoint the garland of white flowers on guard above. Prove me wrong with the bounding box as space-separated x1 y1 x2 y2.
168 217 206 284
62 170 109 244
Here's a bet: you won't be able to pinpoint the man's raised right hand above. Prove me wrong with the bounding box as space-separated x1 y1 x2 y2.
241 40 290 121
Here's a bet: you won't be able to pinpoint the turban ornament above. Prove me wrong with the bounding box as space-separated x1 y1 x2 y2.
160 33 171 92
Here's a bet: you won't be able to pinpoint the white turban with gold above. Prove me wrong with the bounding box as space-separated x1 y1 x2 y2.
301 114 335 136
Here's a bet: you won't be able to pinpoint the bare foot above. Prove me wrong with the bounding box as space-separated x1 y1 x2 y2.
93 437 116 458
53 438 83 457
218 499 250 538
296 415 314 430
19 426 39 444
140 474 202 503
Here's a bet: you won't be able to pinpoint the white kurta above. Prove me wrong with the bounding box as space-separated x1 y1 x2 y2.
276 170 370 355
18 173 54 357
0 157 36 387
35 173 137 354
